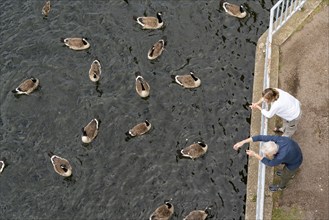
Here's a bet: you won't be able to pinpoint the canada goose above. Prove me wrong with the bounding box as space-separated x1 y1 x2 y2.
147 39 165 60
82 118 99 143
42 1 51 17
128 120 151 137
89 60 101 82
221 1 247 18
12 77 40 95
0 160 5 173
172 72 201 89
61 38 90 51
135 71 150 98
180 141 208 159
48 152 72 177
149 201 174 220
183 207 210 220
136 12 163 30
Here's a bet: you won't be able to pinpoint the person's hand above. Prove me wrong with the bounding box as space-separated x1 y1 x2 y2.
233 141 244 150
246 150 255 157
249 103 258 109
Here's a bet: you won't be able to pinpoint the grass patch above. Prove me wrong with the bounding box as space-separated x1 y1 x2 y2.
272 207 303 220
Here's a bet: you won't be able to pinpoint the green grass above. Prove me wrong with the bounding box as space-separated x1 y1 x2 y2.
272 207 303 220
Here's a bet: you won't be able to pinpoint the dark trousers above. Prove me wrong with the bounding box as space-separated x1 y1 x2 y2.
279 166 298 188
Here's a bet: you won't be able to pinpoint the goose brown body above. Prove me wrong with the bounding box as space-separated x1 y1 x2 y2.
49 153 72 177
82 119 99 143
62 38 90 51
135 72 150 98
222 2 247 18
173 72 201 89
42 1 51 17
12 77 39 95
128 120 151 137
183 209 208 220
181 141 208 159
149 202 174 220
89 60 101 82
148 39 165 60
136 12 163 29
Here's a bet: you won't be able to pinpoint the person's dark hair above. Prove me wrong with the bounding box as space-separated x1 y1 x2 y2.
262 88 279 102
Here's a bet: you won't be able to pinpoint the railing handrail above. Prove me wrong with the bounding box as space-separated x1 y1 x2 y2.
256 0 307 219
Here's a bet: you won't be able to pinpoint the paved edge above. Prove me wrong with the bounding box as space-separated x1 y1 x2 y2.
245 0 324 219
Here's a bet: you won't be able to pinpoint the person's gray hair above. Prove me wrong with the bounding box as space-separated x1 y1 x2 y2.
261 141 279 156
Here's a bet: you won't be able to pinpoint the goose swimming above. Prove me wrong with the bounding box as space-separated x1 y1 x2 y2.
183 207 210 220
221 1 247 18
128 120 151 137
180 141 208 159
89 60 101 82
48 152 72 177
136 12 163 30
82 118 99 143
61 37 90 51
135 71 150 98
149 201 174 220
42 1 51 17
147 39 165 60
172 72 201 89
12 77 40 95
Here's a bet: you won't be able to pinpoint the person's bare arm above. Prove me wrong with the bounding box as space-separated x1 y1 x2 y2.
249 98 263 110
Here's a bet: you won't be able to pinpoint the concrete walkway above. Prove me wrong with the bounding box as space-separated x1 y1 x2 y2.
245 0 328 219
276 3 328 220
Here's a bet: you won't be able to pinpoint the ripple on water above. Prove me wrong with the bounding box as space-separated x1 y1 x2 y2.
0 0 273 219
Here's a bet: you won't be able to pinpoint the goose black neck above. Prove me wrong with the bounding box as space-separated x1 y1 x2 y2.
191 73 198 81
199 142 206 147
165 202 172 209
140 80 146 90
60 164 68 172
157 13 162 23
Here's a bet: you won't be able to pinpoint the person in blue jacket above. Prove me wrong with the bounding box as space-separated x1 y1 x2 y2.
233 135 303 192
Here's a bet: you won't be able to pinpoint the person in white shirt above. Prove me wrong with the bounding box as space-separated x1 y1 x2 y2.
250 88 302 137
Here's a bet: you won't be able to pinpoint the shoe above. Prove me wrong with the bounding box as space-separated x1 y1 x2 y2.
273 127 284 133
276 170 282 176
269 184 285 192
275 170 295 178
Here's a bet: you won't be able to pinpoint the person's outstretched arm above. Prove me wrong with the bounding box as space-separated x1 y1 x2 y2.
249 98 263 110
233 136 265 161
233 137 253 150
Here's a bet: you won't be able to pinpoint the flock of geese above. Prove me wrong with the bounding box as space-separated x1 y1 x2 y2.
1 1 248 219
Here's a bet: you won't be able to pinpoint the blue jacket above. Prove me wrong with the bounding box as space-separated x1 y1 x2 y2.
252 135 303 170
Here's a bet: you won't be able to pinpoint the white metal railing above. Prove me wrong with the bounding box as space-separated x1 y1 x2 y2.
256 0 307 219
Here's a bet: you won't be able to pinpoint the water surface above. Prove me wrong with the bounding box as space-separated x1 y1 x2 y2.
0 0 274 219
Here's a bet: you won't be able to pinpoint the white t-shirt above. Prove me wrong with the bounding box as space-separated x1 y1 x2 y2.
261 88 301 121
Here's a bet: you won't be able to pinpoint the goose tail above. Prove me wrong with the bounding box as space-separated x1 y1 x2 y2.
161 36 167 46
47 151 55 158
220 0 226 8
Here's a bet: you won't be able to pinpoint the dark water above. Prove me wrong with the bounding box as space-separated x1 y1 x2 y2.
0 0 274 219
